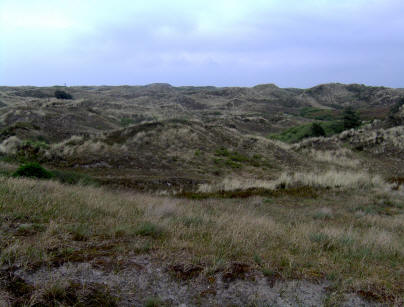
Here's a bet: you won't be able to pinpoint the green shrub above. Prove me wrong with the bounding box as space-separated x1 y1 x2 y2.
13 162 52 179
215 147 231 157
214 147 251 168
389 98 404 115
228 152 249 162
225 159 242 168
22 139 50 150
135 222 164 239
311 123 326 137
54 90 73 100
343 107 361 129
120 117 135 127
387 97 404 125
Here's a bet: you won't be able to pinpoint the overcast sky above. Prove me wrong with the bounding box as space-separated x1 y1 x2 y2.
0 0 403 88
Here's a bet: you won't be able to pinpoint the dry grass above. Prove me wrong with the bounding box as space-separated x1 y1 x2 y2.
47 139 128 160
0 176 403 302
338 125 404 154
197 169 388 193
305 148 361 168
0 136 22 155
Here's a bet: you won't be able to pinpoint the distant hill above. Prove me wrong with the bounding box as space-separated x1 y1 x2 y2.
0 83 403 139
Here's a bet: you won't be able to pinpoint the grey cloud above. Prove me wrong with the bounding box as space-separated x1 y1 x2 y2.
2 0 404 87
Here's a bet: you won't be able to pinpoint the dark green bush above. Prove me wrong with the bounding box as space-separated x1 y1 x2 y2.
388 97 404 125
389 98 404 115
215 147 230 157
13 162 52 179
54 90 73 100
311 123 326 137
343 107 361 129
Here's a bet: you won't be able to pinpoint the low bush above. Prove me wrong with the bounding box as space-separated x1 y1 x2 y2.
54 90 73 100
120 117 135 127
311 123 326 137
387 98 404 126
13 162 52 179
135 222 164 239
343 107 361 129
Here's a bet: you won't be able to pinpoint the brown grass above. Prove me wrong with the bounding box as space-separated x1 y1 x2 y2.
0 176 403 303
196 169 388 193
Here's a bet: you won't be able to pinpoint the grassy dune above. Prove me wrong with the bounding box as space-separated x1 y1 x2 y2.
1 175 403 304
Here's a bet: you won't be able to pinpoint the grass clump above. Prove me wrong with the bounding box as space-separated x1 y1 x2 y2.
144 296 164 307
180 216 204 227
353 198 403 216
215 147 248 162
135 222 165 239
13 162 52 179
120 117 135 127
37 282 118 307
214 147 262 168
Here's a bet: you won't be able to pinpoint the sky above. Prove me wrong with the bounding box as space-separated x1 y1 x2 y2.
0 0 403 88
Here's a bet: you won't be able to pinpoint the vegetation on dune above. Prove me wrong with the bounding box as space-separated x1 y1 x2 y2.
119 117 136 127
213 147 265 169
0 175 402 304
387 97 404 126
196 169 387 194
272 106 363 143
22 139 49 149
8 161 96 186
0 122 40 142
389 97 404 115
343 107 361 130
310 122 326 137
54 90 73 100
51 169 97 186
299 107 340 121
13 162 52 179
269 120 344 143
